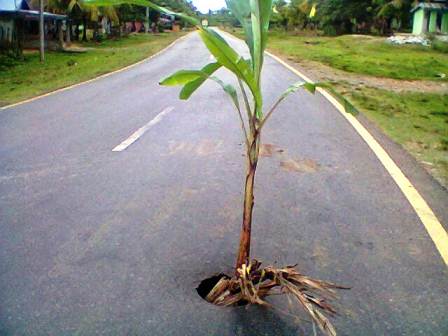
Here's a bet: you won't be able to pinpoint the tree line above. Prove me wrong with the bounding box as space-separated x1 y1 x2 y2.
37 0 197 41
206 0 416 36
272 0 415 35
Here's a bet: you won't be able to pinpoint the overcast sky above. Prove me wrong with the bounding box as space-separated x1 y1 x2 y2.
192 0 227 13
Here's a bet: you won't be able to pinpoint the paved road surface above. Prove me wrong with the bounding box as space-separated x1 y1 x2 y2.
1 32 447 335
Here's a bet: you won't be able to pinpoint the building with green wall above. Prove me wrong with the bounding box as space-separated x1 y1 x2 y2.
412 0 448 35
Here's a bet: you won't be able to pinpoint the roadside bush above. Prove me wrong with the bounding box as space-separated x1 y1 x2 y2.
426 33 448 53
0 53 24 71
432 40 448 54
93 32 105 43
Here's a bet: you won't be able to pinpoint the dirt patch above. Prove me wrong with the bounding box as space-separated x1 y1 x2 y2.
260 143 285 157
259 144 320 174
279 56 448 94
197 140 222 156
168 140 223 156
280 158 320 173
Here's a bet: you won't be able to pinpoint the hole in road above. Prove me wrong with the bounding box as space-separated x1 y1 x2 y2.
196 274 248 306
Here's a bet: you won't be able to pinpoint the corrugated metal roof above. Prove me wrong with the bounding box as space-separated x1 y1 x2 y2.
411 2 448 12
15 9 67 19
0 0 66 19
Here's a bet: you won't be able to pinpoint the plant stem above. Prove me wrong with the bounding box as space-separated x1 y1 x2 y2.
236 129 261 272
238 79 254 134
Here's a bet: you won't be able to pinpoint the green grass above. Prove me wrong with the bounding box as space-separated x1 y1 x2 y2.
431 39 448 54
266 31 448 81
338 84 448 185
0 32 184 106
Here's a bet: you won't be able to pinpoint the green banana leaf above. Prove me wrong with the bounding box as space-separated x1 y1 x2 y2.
160 67 241 118
159 70 206 86
179 62 222 100
226 0 273 83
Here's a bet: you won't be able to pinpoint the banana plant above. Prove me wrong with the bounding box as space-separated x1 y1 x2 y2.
84 0 349 334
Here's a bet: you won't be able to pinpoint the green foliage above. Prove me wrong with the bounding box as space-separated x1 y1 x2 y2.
225 1 254 59
270 0 288 29
160 64 241 113
85 0 199 25
197 30 252 83
117 4 147 22
315 83 358 114
159 70 206 86
209 77 242 116
432 40 448 54
279 81 316 100
0 33 183 106
268 0 414 35
43 0 197 34
260 81 316 127
0 54 24 72
179 62 222 99
44 0 120 25
285 0 315 30
202 8 238 27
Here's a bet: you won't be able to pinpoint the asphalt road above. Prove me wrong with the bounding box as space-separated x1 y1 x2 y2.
1 32 447 336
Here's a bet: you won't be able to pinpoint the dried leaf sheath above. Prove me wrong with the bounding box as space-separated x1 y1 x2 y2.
207 261 348 336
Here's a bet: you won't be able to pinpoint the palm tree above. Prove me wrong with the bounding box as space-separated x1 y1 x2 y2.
374 0 412 34
64 0 118 41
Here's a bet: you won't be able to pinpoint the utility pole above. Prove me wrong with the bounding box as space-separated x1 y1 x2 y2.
145 7 149 33
39 0 44 62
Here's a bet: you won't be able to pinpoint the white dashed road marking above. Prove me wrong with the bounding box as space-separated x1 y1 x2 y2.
112 106 174 152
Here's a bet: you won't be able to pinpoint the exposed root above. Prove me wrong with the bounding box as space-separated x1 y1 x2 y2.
206 260 348 336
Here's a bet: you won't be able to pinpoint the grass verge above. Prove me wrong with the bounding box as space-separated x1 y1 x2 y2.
0 32 185 107
334 83 448 186
225 28 448 80
266 31 448 81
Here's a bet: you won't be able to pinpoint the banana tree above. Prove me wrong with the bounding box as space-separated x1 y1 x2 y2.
85 0 348 334
67 0 119 41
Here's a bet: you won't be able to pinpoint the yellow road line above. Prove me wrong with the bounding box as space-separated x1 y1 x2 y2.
266 50 448 266
0 32 193 111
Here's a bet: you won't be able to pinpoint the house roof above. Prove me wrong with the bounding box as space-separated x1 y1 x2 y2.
14 10 67 20
411 1 448 13
0 0 66 20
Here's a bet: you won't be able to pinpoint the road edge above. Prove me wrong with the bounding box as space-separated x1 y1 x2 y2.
0 31 194 111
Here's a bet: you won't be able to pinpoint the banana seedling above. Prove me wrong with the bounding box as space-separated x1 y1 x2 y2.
84 0 351 334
